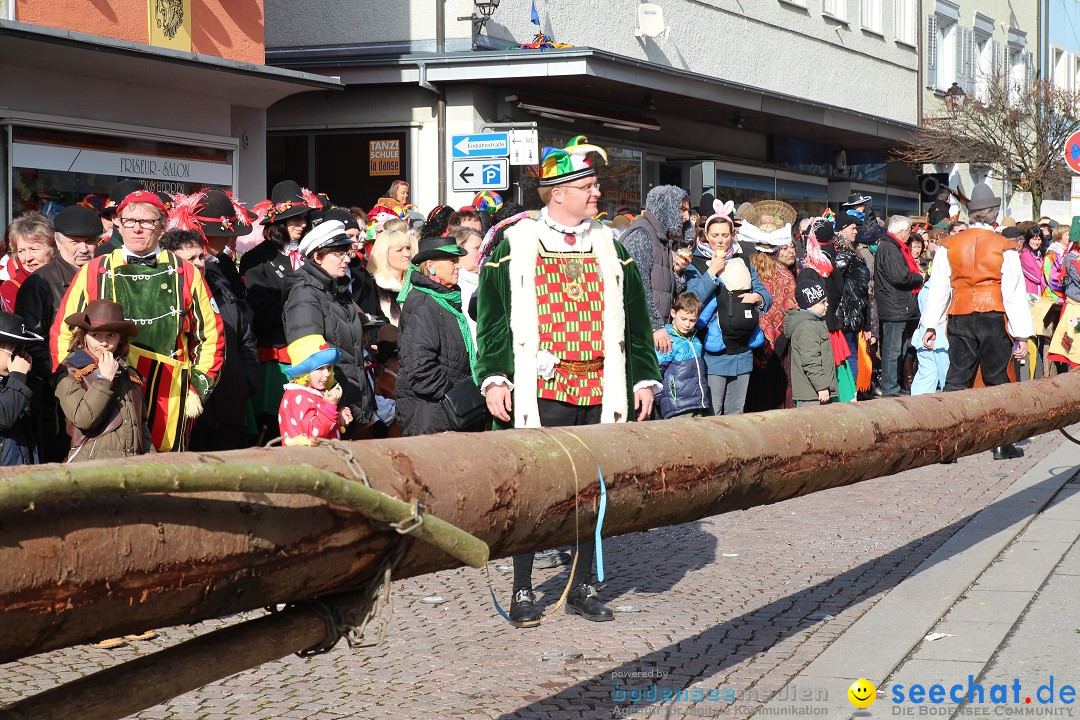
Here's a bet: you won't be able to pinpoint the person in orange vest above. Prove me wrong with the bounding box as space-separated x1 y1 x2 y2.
920 183 1034 460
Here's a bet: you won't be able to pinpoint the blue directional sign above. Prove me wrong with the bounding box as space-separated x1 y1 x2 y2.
452 159 509 191
451 132 510 159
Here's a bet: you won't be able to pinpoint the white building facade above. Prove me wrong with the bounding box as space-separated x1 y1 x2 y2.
265 0 925 217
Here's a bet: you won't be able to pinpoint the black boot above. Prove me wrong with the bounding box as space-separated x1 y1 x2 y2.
566 583 614 622
509 588 541 626
992 444 1025 460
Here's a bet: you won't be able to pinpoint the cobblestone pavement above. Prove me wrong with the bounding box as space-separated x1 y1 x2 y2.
0 431 1066 720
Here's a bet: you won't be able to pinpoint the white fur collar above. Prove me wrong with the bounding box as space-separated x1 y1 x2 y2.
503 219 628 427
374 272 404 292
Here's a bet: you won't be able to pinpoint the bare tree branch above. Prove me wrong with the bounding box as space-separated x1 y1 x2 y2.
893 73 1080 214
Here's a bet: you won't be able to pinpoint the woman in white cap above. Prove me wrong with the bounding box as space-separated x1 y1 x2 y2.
284 220 375 434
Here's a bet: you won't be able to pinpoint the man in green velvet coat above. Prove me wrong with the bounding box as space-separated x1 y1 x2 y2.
474 136 661 627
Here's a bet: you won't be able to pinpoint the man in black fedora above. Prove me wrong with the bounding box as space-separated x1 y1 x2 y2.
16 205 102 462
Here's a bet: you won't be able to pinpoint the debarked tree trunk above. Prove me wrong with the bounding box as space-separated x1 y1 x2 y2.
2 372 1079 663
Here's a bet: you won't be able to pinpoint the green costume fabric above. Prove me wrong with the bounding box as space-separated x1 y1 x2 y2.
397 265 476 370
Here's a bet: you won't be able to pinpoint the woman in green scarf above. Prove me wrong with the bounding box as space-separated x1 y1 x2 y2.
396 236 484 435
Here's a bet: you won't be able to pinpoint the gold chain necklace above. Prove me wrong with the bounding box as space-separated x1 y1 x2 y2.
562 253 587 298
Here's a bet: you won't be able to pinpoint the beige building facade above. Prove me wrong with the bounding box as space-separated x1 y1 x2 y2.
920 0 1041 218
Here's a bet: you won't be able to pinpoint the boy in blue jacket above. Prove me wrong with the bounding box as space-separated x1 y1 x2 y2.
655 292 711 418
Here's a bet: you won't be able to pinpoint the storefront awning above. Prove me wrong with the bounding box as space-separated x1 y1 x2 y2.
0 20 342 108
266 45 916 150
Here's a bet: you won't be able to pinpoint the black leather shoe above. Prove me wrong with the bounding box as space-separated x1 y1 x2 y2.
992 444 1025 460
509 588 541 625
566 584 614 622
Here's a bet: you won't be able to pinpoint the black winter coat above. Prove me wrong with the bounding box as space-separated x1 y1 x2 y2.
15 258 79 463
874 234 923 322
0 371 37 466
16 258 77 375
397 272 477 436
199 262 259 427
241 242 296 349
821 244 872 333
284 261 375 426
348 257 382 319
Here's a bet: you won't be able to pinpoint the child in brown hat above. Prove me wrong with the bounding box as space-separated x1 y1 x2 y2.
55 299 152 462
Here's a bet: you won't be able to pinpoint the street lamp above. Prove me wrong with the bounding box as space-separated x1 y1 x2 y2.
459 0 501 50
944 82 966 108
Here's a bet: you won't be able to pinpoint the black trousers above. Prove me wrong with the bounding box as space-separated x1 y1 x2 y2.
943 312 1014 391
512 399 602 593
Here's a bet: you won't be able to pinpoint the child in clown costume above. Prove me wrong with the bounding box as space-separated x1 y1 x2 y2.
278 335 352 445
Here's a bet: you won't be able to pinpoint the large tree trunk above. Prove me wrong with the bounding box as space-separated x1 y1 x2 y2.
2 374 1080 664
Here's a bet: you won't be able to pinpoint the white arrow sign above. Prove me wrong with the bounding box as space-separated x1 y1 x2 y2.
450 133 509 159
508 130 539 166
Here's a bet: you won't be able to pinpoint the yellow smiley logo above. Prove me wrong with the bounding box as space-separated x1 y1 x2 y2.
848 678 877 709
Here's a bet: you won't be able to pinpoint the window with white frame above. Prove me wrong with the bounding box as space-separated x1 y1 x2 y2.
973 35 996 102
823 0 847 22
894 0 916 45
927 16 958 91
954 26 975 94
1074 56 1080 95
860 0 882 34
0 0 13 20
1054 47 1069 91
1006 43 1032 104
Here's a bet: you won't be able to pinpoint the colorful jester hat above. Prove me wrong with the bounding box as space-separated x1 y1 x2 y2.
539 135 608 187
473 190 503 213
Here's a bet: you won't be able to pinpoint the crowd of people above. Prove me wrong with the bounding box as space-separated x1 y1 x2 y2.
0 134 1067 625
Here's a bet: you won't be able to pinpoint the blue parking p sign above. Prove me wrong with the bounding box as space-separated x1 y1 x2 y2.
452 159 509 191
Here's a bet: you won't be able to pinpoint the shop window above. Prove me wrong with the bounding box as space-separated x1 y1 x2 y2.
10 126 232 220
316 133 407 209
267 131 409 211
713 169 774 210
266 135 310 191
885 193 920 218
775 178 828 217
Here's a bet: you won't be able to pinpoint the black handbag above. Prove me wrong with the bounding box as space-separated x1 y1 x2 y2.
441 379 488 431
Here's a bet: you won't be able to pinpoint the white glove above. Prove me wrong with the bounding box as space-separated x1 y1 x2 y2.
536 349 561 381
